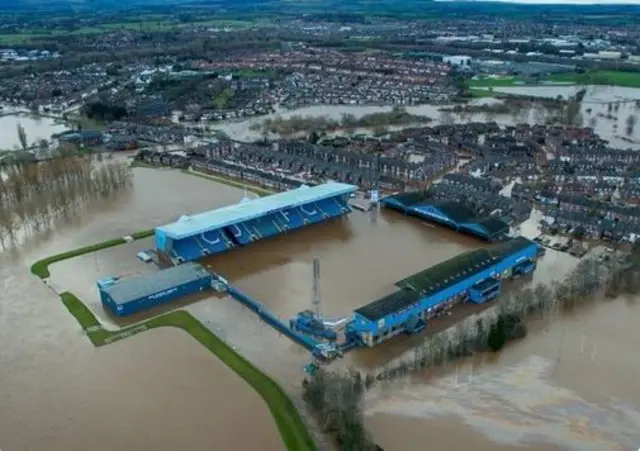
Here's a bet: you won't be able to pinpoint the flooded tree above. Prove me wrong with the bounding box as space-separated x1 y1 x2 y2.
532 103 548 124
303 369 382 451
625 114 637 137
17 123 28 151
0 155 132 249
562 99 583 127
255 108 430 137
439 110 455 126
363 248 640 389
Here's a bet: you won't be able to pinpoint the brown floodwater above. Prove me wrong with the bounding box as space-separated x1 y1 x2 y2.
0 167 284 451
4 166 640 451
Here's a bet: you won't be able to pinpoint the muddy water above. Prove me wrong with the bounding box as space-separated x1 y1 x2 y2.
364 299 640 451
0 167 285 451
0 112 69 149
5 166 640 451
210 85 640 151
209 210 480 318
491 85 640 150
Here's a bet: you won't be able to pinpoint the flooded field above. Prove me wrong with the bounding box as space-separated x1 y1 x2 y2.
210 85 640 151
364 298 640 451
0 112 69 149
209 210 479 319
0 167 285 451
490 85 640 150
4 164 640 451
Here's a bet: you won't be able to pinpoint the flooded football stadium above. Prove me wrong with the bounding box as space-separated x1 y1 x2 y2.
0 168 285 451
3 165 640 450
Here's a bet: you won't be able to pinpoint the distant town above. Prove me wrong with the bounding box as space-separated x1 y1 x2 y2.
1 7 639 251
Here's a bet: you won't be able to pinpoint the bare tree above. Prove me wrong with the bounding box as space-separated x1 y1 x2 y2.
16 123 28 151
532 103 547 124
626 114 637 137
0 155 132 246
563 100 583 127
439 110 455 126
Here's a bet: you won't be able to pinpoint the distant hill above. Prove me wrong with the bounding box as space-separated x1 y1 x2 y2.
0 0 638 19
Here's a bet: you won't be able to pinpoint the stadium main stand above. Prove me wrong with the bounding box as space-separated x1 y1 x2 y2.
382 190 509 241
346 237 539 347
155 181 356 265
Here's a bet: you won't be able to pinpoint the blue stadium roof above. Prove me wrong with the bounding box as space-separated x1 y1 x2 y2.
157 181 357 240
98 262 210 305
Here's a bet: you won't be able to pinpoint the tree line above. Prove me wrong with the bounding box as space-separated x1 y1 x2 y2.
0 156 132 249
252 107 431 137
303 246 640 450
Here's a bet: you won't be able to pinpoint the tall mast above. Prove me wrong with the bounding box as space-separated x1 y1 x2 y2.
311 258 321 318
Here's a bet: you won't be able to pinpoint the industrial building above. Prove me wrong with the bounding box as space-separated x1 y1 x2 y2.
98 262 214 317
155 181 357 265
383 191 509 241
57 130 104 147
345 237 538 347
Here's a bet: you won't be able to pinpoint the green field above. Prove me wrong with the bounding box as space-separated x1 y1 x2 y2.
230 68 283 79
548 70 640 88
0 18 256 44
212 87 235 110
468 71 640 92
468 76 530 88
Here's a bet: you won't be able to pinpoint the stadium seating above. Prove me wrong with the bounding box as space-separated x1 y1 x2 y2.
156 182 357 264
315 201 331 219
281 208 304 229
172 238 203 262
317 198 343 217
246 215 280 238
166 194 354 263
300 203 322 223
200 229 233 255
224 223 253 245
272 214 287 231
331 198 349 214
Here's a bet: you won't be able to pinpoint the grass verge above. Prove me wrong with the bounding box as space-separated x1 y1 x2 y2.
59 291 315 451
30 229 154 279
34 225 316 450
468 76 527 89
548 70 640 88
